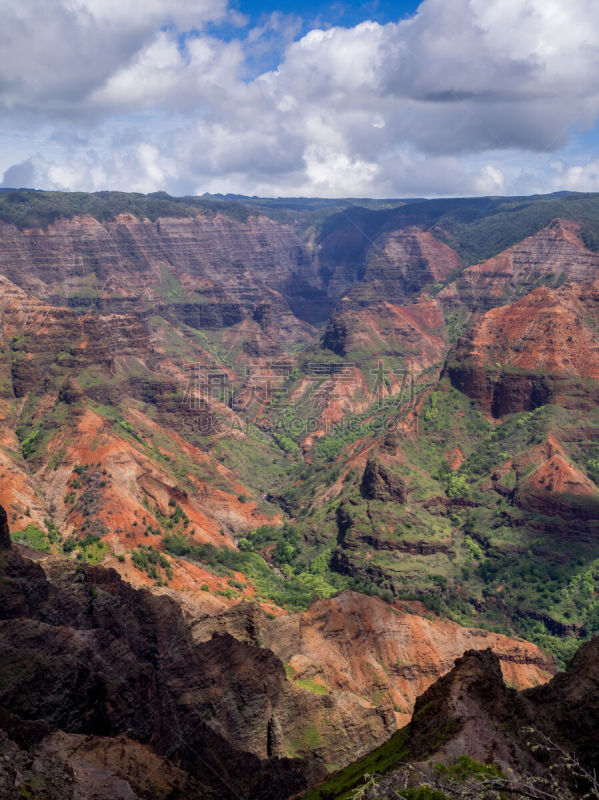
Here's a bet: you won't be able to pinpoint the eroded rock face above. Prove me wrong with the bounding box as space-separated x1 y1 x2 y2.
0 539 326 800
512 437 599 521
446 280 599 415
191 591 555 732
0 275 150 400
353 225 461 305
317 218 461 305
527 635 599 770
318 224 455 371
406 637 599 785
322 298 447 375
0 213 323 335
408 647 514 764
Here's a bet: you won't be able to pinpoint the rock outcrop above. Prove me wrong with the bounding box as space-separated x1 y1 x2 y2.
352 225 461 305
360 458 407 502
315 637 599 800
410 636 599 778
322 298 447 375
512 437 599 521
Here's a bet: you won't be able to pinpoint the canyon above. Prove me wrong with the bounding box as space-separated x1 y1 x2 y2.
1 189 599 797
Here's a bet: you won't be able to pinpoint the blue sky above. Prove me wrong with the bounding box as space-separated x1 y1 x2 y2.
1 0 599 198
204 0 420 75
236 0 419 27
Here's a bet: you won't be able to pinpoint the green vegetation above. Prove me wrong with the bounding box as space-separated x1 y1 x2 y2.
300 749 503 800
155 266 187 301
62 531 106 563
140 497 190 539
115 418 144 443
293 677 328 695
10 524 50 552
273 431 302 457
434 755 503 782
131 545 173 584
44 519 60 544
0 188 403 232
163 534 340 609
18 427 43 459
400 789 449 800
0 190 221 228
299 726 410 800
445 472 468 499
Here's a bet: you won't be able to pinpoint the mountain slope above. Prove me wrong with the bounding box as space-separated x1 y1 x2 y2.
0 513 551 798
1 189 599 700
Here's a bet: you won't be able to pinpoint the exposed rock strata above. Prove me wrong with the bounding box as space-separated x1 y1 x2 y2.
439 218 599 311
0 214 321 339
446 279 599 415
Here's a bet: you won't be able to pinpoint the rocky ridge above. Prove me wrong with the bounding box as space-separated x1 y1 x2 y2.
306 636 599 799
0 522 324 799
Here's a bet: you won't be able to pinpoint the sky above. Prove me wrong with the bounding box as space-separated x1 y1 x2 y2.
2 0 599 198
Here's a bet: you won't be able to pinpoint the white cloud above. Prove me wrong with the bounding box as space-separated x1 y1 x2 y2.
89 32 245 112
0 0 231 112
2 0 599 196
70 0 230 28
551 158 599 192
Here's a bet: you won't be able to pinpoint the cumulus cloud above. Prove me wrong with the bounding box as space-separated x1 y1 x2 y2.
2 0 599 196
0 0 232 112
89 32 246 112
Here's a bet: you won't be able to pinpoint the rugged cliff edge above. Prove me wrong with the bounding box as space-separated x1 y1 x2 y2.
0 508 554 799
304 636 599 800
0 513 325 800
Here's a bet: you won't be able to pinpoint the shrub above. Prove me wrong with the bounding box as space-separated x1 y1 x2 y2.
446 473 468 499
10 524 50 552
